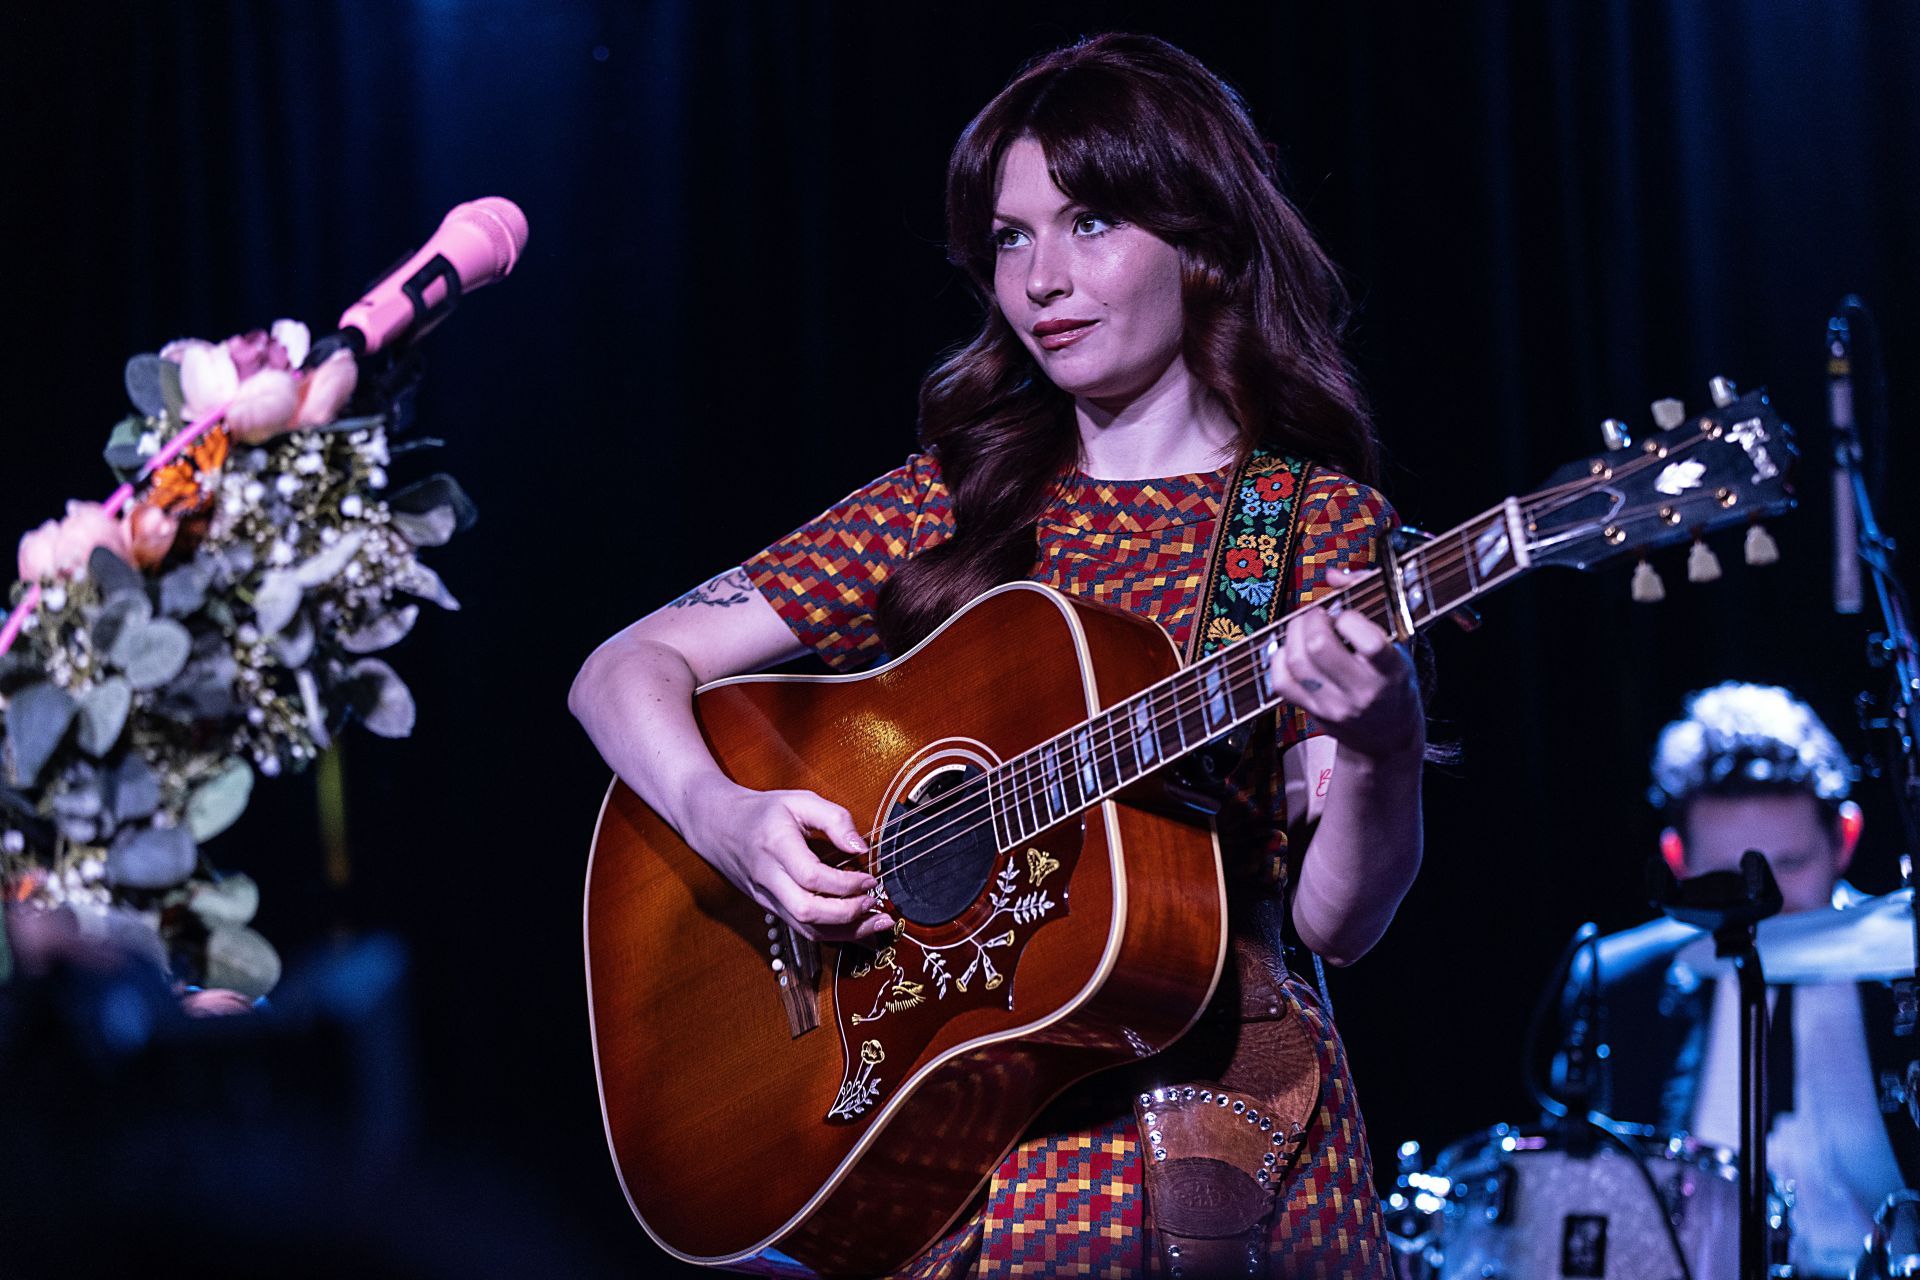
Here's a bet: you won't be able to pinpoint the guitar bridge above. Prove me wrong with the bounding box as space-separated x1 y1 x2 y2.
767 914 821 1038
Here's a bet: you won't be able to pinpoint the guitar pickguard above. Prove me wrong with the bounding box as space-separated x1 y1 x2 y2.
824 827 1080 1123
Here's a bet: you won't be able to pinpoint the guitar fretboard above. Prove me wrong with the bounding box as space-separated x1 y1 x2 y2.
984 500 1529 849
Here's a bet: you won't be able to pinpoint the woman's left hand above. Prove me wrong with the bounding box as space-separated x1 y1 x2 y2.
1265 566 1423 761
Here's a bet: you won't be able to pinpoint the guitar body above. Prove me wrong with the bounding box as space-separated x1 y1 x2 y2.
584 582 1228 1275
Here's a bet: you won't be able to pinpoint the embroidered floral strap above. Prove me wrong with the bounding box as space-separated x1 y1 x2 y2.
1187 450 1315 664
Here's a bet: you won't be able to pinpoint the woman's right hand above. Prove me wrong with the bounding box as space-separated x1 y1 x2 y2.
677 775 896 943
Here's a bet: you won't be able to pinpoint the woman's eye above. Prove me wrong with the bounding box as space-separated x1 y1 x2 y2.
1074 214 1116 236
992 226 1029 250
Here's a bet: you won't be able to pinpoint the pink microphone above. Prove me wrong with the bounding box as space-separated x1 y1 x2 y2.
333 196 528 356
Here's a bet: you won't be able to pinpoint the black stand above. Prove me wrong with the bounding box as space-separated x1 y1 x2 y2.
1650 850 1783 1280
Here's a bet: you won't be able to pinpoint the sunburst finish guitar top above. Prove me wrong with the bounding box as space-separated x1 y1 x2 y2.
585 584 1228 1276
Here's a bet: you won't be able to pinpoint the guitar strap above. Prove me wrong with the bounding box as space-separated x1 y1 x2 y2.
1137 448 1322 1277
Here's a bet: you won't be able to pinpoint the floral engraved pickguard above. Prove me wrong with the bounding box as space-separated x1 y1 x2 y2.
824 838 1075 1123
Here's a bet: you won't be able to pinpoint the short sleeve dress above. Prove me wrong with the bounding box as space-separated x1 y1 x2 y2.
744 452 1397 1279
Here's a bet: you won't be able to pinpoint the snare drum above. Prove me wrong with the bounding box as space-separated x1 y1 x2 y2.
1393 1124 1789 1280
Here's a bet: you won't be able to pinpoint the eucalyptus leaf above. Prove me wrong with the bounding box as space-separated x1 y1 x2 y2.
76 677 132 756
158 357 185 420
272 610 315 667
401 562 460 612
205 925 281 998
252 572 302 637
189 874 260 928
348 658 416 739
159 562 211 617
50 765 103 843
203 598 236 632
391 506 457 547
104 753 161 824
185 758 253 842
106 824 196 890
96 593 154 658
387 474 478 533
158 649 239 722
291 532 364 589
103 414 147 474
341 605 417 654
116 619 192 690
5 682 78 786
124 357 170 417
89 548 146 602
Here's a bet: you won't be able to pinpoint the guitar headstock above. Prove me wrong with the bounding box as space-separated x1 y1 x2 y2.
1521 384 1796 573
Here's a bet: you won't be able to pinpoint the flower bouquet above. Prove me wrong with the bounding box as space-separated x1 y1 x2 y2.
0 318 473 996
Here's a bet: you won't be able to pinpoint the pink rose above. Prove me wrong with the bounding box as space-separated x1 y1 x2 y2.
123 503 179 570
295 349 358 426
225 368 301 443
16 501 133 581
164 320 323 443
16 518 64 581
225 328 274 380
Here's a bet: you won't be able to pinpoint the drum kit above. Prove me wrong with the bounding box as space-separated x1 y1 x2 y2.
1386 887 1920 1279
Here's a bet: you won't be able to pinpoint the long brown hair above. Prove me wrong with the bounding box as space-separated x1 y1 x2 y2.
875 33 1379 654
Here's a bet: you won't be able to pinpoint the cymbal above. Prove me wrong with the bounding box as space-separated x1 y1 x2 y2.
1677 887 1916 985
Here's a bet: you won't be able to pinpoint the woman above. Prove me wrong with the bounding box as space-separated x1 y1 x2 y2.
572 33 1422 1278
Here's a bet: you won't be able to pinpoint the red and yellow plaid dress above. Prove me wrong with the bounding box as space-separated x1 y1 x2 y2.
744 453 1396 1278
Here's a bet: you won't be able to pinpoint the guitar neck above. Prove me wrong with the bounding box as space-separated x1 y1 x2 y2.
985 499 1532 850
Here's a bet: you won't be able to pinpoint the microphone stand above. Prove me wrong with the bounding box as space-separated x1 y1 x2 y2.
1835 297 1920 861
1650 851 1783 1280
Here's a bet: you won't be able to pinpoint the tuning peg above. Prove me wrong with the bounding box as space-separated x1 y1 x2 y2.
1632 559 1667 603
1744 523 1780 566
1600 418 1632 451
1687 537 1723 583
1709 376 1738 408
1651 398 1686 430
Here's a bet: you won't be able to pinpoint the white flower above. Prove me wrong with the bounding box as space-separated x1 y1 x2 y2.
237 624 260 646
340 495 364 518
247 707 266 725
1 830 22 853
269 541 294 566
243 480 266 505
44 586 67 611
294 453 323 475
275 474 301 498
271 319 312 369
138 431 160 454
258 755 281 778
367 467 388 490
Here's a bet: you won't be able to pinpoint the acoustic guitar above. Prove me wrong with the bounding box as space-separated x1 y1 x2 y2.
584 385 1794 1276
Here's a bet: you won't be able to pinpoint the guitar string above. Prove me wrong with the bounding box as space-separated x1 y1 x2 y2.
841 423 1728 885
850 573 1404 885
849 516 1506 883
854 502 1536 883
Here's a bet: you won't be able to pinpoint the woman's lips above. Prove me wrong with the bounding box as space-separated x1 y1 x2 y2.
1033 319 1097 350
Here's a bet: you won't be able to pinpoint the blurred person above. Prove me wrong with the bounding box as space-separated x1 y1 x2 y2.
1562 682 1917 1276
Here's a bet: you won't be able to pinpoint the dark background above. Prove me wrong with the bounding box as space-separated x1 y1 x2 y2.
3 1 1917 1272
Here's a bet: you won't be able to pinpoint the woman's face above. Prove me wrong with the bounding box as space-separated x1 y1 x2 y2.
990 138 1187 406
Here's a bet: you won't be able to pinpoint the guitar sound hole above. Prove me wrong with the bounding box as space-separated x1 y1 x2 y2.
880 764 998 926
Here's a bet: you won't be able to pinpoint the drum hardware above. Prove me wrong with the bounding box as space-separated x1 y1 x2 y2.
1652 849 1785 1280
1853 1189 1920 1280
1386 1122 1791 1279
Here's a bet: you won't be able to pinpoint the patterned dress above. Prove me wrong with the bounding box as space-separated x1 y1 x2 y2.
744 453 1396 1278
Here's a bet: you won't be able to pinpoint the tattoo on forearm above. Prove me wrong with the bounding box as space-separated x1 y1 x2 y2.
667 568 756 609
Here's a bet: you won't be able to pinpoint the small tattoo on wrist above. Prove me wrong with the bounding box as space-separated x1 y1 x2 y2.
1298 677 1324 694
